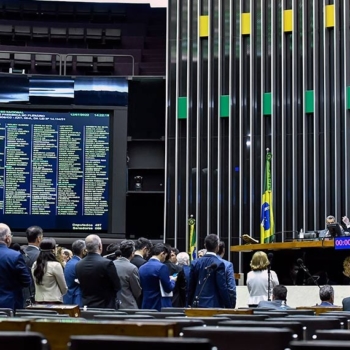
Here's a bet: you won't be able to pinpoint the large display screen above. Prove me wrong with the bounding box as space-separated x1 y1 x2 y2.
0 109 110 232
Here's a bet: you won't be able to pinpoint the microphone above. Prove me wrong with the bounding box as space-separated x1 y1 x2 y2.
205 263 217 270
297 258 320 288
268 253 274 263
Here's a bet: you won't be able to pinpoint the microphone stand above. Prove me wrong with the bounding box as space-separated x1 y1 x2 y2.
193 268 215 308
299 263 321 289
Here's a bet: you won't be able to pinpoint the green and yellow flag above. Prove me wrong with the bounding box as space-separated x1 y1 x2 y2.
260 150 275 243
188 215 196 260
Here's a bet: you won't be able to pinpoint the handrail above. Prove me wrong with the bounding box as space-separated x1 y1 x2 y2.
63 53 135 76
0 50 63 75
0 50 136 77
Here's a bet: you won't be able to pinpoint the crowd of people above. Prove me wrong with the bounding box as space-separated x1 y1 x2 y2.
0 221 349 312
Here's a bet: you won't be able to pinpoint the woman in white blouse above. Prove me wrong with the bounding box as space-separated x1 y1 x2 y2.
32 238 68 303
246 251 279 306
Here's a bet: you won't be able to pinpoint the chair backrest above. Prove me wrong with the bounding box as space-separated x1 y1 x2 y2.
0 331 48 350
214 314 268 321
218 320 304 340
70 335 213 350
93 314 155 321
136 312 185 319
0 308 14 317
289 340 350 349
253 310 289 317
284 309 315 316
166 316 230 326
268 316 342 340
316 329 350 341
161 307 185 313
15 309 58 315
80 310 127 320
119 309 157 314
182 326 293 350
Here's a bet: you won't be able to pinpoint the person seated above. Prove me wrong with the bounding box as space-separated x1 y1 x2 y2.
316 285 335 307
342 256 350 285
342 295 350 311
257 285 292 310
319 215 350 238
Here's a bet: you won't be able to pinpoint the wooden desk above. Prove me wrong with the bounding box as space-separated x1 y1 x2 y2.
185 308 253 317
30 321 177 350
26 304 80 317
296 306 343 315
230 240 334 253
0 319 30 331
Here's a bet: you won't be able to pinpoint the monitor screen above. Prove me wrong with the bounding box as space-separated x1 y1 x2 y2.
327 223 343 238
0 108 110 232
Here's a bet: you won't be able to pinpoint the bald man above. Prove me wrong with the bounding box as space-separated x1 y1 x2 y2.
0 224 31 310
76 235 121 308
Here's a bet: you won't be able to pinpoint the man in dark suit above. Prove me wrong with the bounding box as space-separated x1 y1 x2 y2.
139 243 176 311
130 237 152 268
63 239 86 306
164 246 186 307
188 234 231 308
22 225 43 306
76 234 121 309
0 223 31 310
343 296 350 311
217 241 236 308
258 285 292 310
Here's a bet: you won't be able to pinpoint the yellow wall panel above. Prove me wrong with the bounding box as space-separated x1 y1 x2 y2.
241 13 250 35
199 15 209 37
284 10 293 32
325 4 335 28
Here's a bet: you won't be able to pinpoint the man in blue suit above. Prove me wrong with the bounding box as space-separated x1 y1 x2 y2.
188 234 231 308
217 241 236 308
63 239 86 306
139 243 176 311
0 223 31 310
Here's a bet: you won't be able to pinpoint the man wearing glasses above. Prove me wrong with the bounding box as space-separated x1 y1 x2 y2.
0 223 31 310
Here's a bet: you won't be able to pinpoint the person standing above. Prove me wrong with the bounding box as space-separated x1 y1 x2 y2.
63 239 86 306
247 251 279 306
0 224 31 310
139 243 176 311
32 238 68 303
217 241 237 308
22 225 43 306
130 237 152 268
113 240 142 309
188 234 231 308
76 234 121 308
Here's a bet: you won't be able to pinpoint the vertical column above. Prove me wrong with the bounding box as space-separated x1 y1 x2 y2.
344 0 350 215
313 0 320 230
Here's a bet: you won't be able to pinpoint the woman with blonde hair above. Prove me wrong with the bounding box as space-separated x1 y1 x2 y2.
246 251 279 306
32 238 68 303
342 256 350 284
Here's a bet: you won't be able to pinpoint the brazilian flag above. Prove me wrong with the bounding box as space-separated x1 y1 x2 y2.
188 216 196 260
260 150 275 243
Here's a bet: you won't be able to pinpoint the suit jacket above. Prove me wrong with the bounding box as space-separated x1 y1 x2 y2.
114 257 142 309
217 255 237 308
76 253 121 308
63 256 82 306
32 261 68 302
258 300 292 310
22 245 40 306
164 261 186 307
139 258 175 311
343 297 350 311
188 254 231 308
130 254 147 269
0 244 31 310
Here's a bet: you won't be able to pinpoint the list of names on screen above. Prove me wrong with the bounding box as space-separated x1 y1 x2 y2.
0 109 110 232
